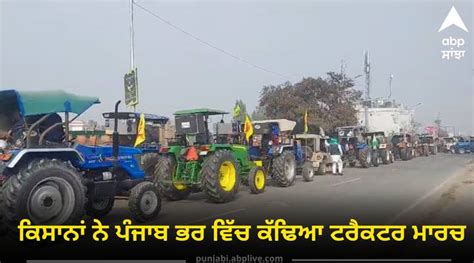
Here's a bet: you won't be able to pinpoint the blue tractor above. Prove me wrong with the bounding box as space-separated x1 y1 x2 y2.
249 119 298 187
0 90 162 234
336 126 372 168
452 136 473 154
101 111 168 177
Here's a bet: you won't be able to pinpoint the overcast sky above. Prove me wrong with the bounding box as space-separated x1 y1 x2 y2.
1 0 472 134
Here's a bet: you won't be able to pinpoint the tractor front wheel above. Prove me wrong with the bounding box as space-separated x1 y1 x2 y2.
154 155 191 201
2 159 85 232
272 151 296 187
248 166 266 194
302 161 315 181
201 150 240 203
85 196 115 218
371 149 380 167
129 182 161 222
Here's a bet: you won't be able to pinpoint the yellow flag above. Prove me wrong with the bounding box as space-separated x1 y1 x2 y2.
134 113 146 147
244 114 253 142
304 110 308 133
233 104 241 118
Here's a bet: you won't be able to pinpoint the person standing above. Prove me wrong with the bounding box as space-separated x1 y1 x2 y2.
329 138 344 175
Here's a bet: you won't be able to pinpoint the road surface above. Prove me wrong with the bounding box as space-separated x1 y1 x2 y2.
106 153 474 226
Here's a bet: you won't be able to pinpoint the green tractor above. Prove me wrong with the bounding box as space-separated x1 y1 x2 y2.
154 109 265 203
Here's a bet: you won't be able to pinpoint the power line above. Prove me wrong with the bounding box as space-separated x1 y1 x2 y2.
133 1 292 80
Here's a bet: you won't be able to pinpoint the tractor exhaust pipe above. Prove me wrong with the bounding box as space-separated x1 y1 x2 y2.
113 100 121 159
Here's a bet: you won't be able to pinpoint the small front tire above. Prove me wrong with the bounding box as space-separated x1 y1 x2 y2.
248 166 266 194
302 161 315 181
129 182 162 223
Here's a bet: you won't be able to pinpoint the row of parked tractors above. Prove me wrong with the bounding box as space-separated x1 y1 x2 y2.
335 126 440 169
0 89 440 235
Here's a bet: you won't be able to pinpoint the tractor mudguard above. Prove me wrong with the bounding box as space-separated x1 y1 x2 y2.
6 148 84 171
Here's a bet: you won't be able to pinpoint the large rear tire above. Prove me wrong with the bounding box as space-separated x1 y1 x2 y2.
302 161 314 182
381 149 389 164
154 155 191 201
248 166 266 194
129 182 161 222
271 151 296 187
400 148 409 161
85 196 115 218
2 159 85 232
142 153 159 176
201 150 240 203
316 160 327 175
0 181 7 235
359 148 371 168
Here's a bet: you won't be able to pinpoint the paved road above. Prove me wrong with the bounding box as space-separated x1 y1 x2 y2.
106 154 473 226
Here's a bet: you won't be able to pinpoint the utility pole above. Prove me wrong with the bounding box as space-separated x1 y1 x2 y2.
388 74 394 101
435 112 441 137
364 51 371 130
129 0 135 70
129 0 137 112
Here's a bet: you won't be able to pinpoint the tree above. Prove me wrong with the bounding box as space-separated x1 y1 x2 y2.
258 72 362 132
251 105 267 120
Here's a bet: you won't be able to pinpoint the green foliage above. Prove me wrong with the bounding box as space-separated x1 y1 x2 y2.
258 72 362 131
251 106 267 121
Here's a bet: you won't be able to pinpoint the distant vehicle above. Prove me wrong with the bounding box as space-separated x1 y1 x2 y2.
418 134 438 156
452 137 472 154
391 133 415 161
336 126 371 168
293 133 333 180
441 137 456 153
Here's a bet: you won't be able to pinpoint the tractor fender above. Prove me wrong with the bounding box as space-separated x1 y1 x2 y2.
6 148 84 170
279 145 294 154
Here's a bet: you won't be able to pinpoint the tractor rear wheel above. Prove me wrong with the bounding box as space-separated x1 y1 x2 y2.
424 146 429 156
85 196 115 218
302 161 314 182
201 150 240 203
129 182 161 222
248 166 266 194
154 155 191 201
359 148 371 168
316 160 327 175
400 148 409 161
142 153 159 176
2 159 85 232
272 151 296 187
381 149 389 164
0 181 7 236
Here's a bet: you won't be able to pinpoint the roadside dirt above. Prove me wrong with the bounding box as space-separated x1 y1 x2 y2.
421 159 474 225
